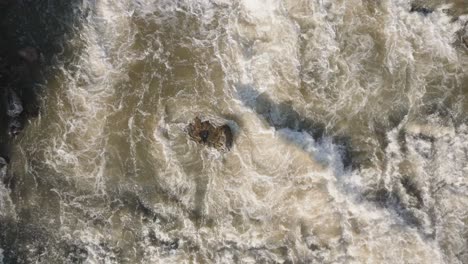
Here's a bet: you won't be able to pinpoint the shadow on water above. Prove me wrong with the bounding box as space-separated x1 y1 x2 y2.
0 0 87 262
235 84 353 171
0 0 87 157
235 85 445 241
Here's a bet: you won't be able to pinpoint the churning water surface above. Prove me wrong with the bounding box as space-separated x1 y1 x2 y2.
1 0 468 263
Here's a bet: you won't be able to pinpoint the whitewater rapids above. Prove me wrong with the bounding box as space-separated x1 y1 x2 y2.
0 0 467 263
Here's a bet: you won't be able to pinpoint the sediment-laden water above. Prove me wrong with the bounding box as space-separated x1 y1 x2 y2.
1 0 468 263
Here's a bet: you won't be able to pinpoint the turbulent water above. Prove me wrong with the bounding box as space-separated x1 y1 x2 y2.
1 0 468 263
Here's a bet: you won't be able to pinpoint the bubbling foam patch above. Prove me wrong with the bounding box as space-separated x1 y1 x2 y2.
1 0 467 263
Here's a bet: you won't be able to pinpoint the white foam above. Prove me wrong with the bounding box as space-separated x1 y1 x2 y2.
4 0 467 262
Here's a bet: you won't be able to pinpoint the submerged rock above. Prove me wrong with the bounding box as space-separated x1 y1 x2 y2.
0 156 7 180
8 118 22 136
18 47 38 63
462 22 468 49
409 4 433 16
187 117 233 151
6 89 23 117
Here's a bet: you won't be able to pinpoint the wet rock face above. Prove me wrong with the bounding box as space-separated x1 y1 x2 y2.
188 117 233 151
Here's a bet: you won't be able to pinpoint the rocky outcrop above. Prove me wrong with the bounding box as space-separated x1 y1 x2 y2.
187 117 233 151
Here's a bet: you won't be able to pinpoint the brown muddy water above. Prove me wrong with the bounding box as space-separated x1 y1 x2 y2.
1 0 468 263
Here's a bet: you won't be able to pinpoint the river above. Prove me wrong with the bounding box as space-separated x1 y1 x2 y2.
0 0 467 263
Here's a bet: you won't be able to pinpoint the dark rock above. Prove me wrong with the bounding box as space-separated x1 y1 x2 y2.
307 243 320 251
64 243 88 263
0 156 7 180
400 176 424 209
188 117 233 151
410 4 433 16
462 22 468 48
0 156 7 166
18 47 38 63
147 230 179 251
8 118 22 136
6 88 23 117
